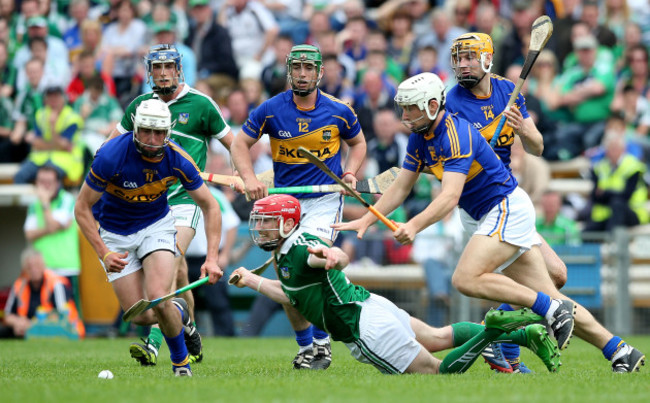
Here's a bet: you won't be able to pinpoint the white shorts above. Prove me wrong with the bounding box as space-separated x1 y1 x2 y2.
299 193 344 242
344 294 421 374
99 212 177 282
170 204 202 230
459 187 542 273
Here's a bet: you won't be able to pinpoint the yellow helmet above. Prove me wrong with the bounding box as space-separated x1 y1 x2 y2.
450 32 494 89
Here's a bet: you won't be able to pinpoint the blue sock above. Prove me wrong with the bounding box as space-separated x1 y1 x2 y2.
602 336 625 360
531 292 552 317
164 327 190 369
496 304 520 361
295 325 313 348
312 326 329 342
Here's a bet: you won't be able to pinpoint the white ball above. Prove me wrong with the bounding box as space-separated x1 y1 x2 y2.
98 370 114 379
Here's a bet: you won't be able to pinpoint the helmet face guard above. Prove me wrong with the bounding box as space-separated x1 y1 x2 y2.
394 72 446 134
286 44 323 97
249 195 301 251
145 44 184 96
450 33 494 89
133 99 173 158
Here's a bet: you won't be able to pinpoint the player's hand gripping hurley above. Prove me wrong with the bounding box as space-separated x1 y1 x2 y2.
228 256 274 285
490 15 553 147
298 146 398 231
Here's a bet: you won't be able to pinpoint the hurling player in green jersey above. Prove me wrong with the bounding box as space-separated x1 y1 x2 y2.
108 44 234 366
230 195 562 374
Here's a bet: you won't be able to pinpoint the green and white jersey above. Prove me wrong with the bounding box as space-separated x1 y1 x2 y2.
117 84 230 205
276 232 370 343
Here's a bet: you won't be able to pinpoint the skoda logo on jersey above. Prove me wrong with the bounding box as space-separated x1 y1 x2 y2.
178 113 189 124
322 130 331 141
280 266 290 279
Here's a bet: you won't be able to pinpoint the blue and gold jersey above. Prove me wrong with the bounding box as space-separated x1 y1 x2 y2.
446 75 530 171
242 89 361 198
85 134 203 235
403 112 517 220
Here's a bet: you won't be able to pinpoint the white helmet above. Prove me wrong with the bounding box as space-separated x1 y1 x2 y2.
133 99 172 158
394 72 445 134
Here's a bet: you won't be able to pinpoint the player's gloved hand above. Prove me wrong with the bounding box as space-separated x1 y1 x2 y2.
201 259 223 284
394 221 417 245
103 251 128 272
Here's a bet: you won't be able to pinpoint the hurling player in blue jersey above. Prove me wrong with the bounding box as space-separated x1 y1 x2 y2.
446 32 565 373
335 73 645 373
75 100 223 377
231 44 367 370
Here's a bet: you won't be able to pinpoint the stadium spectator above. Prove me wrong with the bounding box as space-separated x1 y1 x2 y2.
13 85 84 185
317 30 356 84
545 34 616 160
261 34 293 97
580 0 617 48
24 165 81 305
218 0 279 73
319 53 354 105
12 15 69 85
99 0 147 108
304 9 331 47
0 248 84 339
66 50 117 104
338 15 369 68
353 68 396 142
412 7 466 75
409 45 448 84
62 0 90 61
14 0 62 45
385 8 415 73
185 0 238 82
76 19 105 68
0 39 16 99
16 36 70 90
536 191 582 247
72 75 123 155
259 0 308 44
583 131 648 232
367 108 407 175
10 57 46 163
492 0 543 75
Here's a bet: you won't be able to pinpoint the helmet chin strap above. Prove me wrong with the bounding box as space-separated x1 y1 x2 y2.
133 135 166 158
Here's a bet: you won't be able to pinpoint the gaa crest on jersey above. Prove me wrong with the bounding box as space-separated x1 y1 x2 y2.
280 266 290 279
178 113 189 124
322 129 331 141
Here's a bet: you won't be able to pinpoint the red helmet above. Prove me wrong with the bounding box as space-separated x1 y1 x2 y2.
249 195 302 251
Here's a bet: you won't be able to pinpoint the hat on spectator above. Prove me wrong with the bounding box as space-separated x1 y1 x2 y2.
44 85 64 95
152 22 175 35
573 35 598 50
27 16 48 28
512 0 532 11
188 0 209 7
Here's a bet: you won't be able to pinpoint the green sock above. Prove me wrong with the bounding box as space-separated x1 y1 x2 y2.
496 327 528 346
450 322 485 346
148 327 164 352
440 328 503 374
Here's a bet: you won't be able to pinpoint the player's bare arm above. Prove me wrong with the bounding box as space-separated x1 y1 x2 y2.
231 130 268 199
332 168 418 237
188 184 223 284
217 130 235 152
395 171 464 245
306 245 349 271
74 183 128 272
342 133 367 188
230 268 290 304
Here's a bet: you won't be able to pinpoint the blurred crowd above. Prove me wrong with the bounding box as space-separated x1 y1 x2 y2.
2 0 650 333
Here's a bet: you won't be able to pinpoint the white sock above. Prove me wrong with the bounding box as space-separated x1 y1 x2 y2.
544 299 561 323
313 337 330 346
298 344 313 354
611 344 631 362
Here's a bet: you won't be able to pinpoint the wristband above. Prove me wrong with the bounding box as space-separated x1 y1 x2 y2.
342 171 355 179
256 278 265 292
102 251 115 264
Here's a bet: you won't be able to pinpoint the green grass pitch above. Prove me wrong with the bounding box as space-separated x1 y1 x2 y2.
1 336 648 402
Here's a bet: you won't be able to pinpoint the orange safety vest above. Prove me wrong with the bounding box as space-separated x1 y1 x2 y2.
12 269 85 339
